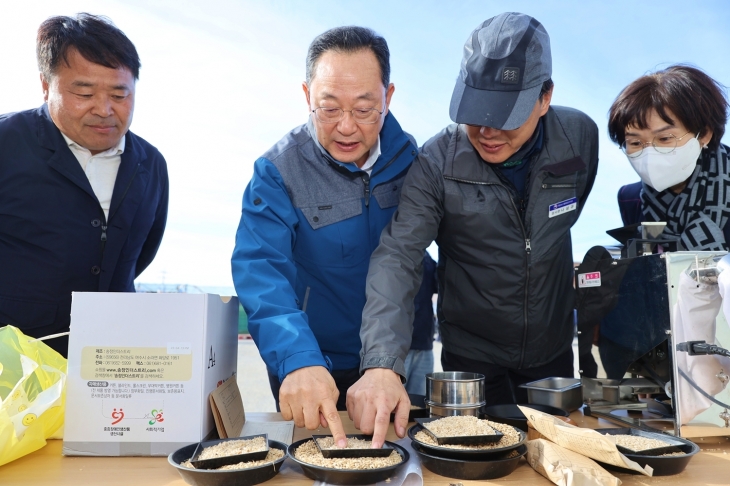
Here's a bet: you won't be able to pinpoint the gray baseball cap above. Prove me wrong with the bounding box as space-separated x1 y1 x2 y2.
449 13 552 130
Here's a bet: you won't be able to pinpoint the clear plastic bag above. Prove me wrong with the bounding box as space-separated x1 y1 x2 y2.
0 325 66 466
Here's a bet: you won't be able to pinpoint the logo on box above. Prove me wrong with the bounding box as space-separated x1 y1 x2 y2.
111 408 124 425
148 409 164 425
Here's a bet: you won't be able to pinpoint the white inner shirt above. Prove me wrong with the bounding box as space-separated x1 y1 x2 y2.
359 135 381 175
62 133 125 221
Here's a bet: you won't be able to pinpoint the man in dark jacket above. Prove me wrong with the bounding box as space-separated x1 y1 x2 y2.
348 13 599 447
0 14 169 357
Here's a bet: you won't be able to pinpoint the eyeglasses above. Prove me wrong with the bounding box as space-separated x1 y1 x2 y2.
311 107 384 125
621 131 694 158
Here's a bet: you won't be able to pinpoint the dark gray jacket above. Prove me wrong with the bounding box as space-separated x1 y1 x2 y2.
360 106 598 378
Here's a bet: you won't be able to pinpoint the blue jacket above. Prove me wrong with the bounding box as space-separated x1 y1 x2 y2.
0 105 169 356
617 182 643 227
231 113 417 382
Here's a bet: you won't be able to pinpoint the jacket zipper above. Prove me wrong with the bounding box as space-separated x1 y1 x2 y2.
371 141 411 177
302 286 311 312
541 183 577 189
363 174 371 207
443 175 532 368
364 141 412 207
522 239 531 368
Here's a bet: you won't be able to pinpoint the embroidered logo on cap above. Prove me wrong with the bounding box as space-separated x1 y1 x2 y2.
501 67 520 84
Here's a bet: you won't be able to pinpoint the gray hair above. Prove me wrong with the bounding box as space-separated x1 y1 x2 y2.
306 26 390 87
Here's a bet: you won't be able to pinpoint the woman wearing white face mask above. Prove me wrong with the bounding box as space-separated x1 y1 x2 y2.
609 65 729 251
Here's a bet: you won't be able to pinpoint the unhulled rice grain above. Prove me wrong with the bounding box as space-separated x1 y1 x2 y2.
295 440 402 469
197 436 267 460
180 448 284 470
609 434 672 452
415 418 520 450
423 416 495 437
317 437 375 450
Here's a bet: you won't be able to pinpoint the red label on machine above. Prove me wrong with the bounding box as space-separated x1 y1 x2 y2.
578 272 601 288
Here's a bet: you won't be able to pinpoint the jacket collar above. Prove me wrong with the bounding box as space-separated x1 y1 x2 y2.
306 111 414 178
36 104 149 221
445 107 585 182
37 104 97 201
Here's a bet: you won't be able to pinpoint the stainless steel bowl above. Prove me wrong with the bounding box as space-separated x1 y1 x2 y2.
518 377 582 411
426 372 485 406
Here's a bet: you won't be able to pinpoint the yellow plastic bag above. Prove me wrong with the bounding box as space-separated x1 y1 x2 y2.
0 325 66 466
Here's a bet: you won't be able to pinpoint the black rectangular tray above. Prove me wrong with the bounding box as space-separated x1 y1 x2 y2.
601 428 685 456
190 433 269 469
415 417 503 445
391 394 429 422
597 428 699 476
313 434 394 458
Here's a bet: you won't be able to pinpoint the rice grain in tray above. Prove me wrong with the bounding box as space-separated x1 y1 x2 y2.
609 434 673 452
316 437 374 450
295 440 403 469
181 448 284 470
415 418 521 450
424 415 496 437
198 436 267 460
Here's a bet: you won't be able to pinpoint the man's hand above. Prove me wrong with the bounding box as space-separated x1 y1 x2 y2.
346 368 409 448
279 366 346 447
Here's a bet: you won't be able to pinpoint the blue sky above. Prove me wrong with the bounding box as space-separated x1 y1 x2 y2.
2 0 729 289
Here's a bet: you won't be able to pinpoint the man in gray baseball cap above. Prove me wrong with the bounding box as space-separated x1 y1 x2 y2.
348 12 599 447
450 13 551 130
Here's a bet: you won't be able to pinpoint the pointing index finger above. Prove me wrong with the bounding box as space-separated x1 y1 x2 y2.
370 407 390 449
321 399 347 448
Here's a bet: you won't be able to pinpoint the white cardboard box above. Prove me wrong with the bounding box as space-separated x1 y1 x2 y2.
63 292 238 456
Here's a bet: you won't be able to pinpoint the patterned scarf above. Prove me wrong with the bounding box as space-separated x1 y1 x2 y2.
641 144 730 251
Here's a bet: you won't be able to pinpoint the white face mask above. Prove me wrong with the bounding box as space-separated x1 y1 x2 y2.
627 136 702 192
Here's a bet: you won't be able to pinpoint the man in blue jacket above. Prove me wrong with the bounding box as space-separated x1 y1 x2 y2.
231 26 417 444
0 14 169 357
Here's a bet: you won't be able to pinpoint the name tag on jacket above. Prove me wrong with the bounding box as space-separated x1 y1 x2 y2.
548 197 577 218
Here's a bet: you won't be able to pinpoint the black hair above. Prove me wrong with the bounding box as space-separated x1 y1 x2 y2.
306 26 390 87
539 78 554 100
608 65 728 150
37 13 141 80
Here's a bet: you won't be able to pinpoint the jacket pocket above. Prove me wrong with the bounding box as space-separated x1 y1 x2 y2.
295 198 369 267
541 181 577 189
459 183 498 214
300 199 362 230
371 178 404 209
0 295 58 330
529 172 582 262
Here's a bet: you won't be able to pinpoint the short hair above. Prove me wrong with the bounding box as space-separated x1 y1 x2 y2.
306 26 390 88
37 13 141 80
608 65 728 150
539 79 554 101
